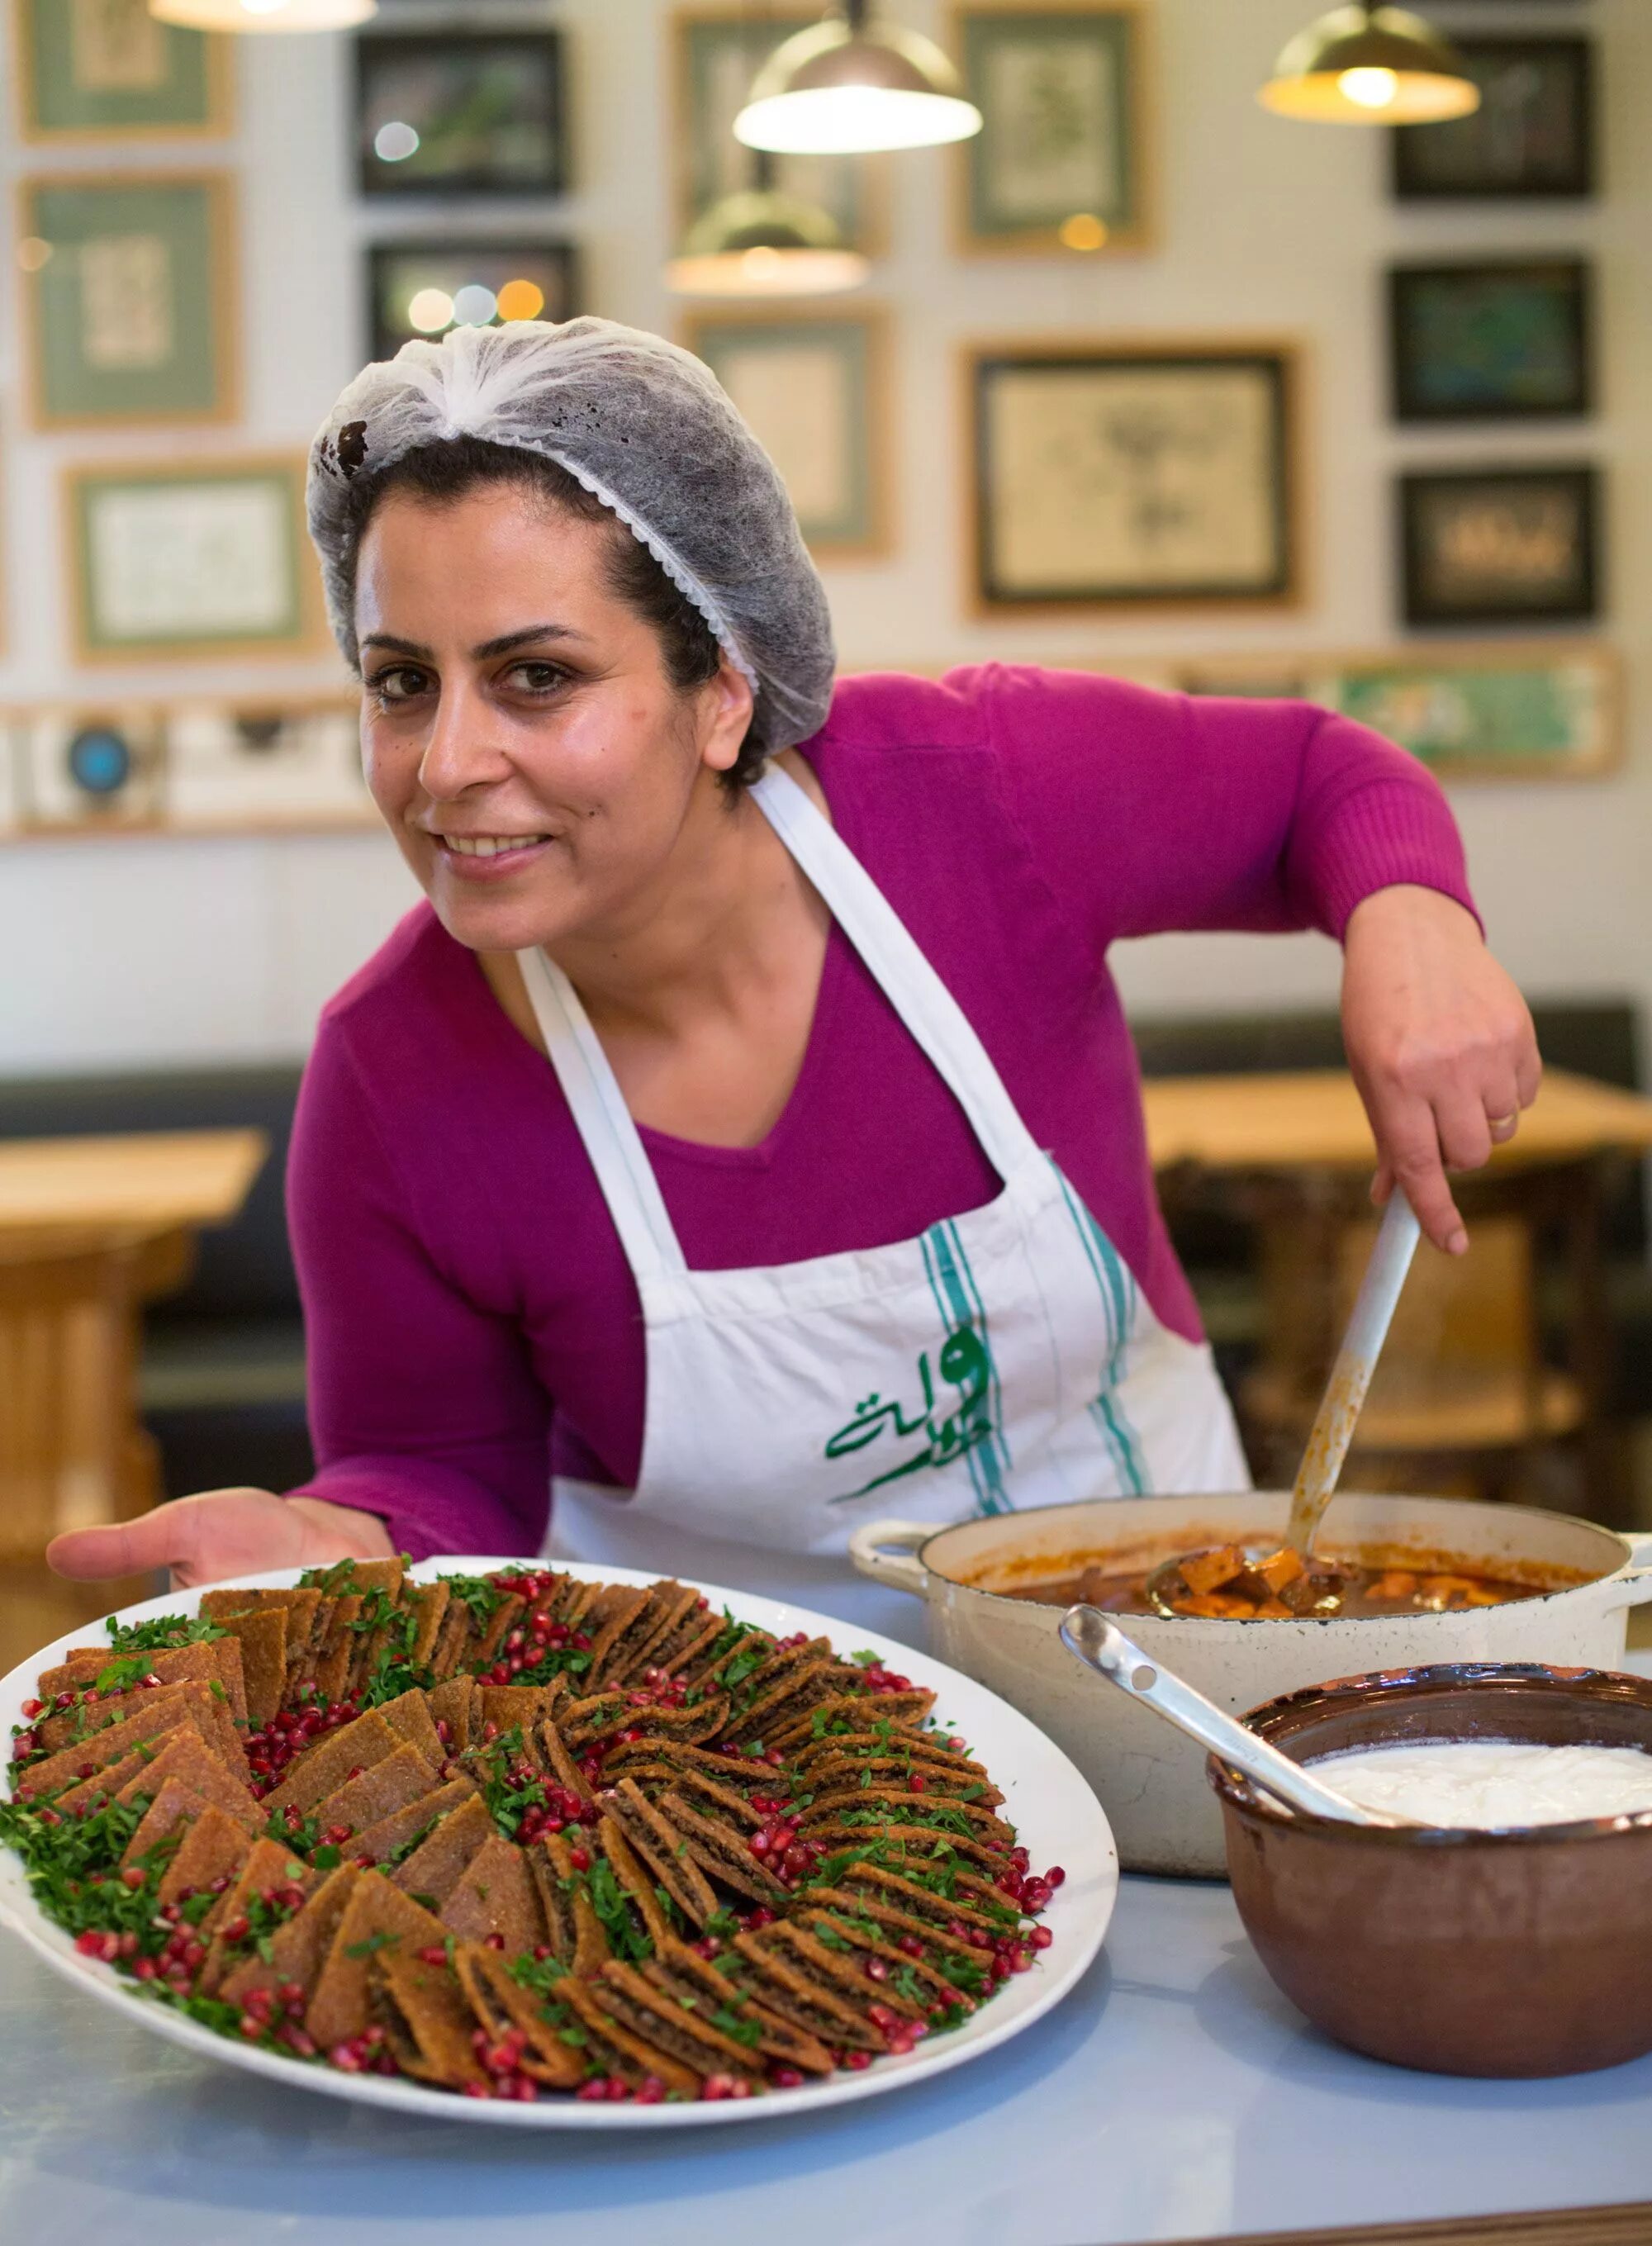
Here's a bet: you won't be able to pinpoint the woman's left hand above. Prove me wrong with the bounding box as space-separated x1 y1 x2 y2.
1341 885 1541 1256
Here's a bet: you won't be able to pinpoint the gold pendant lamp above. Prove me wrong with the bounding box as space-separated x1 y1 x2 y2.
1260 2 1479 125
734 0 981 155
149 0 378 29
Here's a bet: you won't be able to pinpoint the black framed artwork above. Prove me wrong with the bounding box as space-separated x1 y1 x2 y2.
366 241 579 363
1392 38 1594 200
356 32 568 199
1399 466 1600 628
1389 259 1593 423
968 342 1299 611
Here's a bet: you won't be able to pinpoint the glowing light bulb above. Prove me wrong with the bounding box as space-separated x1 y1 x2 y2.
407 288 455 335
1337 65 1398 109
452 284 499 328
496 278 546 323
1059 212 1109 252
374 121 420 163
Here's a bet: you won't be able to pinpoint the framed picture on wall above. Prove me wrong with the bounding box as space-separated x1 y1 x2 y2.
1177 643 1621 781
949 1 1151 254
1392 38 1594 201
968 341 1300 610
1398 465 1600 628
64 456 321 663
21 170 238 430
1389 259 1593 423
356 31 568 199
672 9 885 256
684 308 891 558
12 0 231 142
366 240 579 363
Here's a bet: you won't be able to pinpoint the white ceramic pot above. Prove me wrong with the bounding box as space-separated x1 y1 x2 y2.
849 1493 1652 1877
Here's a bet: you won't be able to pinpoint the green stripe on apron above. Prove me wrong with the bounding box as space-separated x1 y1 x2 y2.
1055 1168 1148 1496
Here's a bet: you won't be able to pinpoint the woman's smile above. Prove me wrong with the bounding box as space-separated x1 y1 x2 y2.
430 830 560 879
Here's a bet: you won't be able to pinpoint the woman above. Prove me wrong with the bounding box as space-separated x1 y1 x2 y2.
50 319 1539 1631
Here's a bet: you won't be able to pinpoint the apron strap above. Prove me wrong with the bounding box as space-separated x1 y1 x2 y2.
514 757 1044 1283
750 763 1041 1182
516 945 689 1281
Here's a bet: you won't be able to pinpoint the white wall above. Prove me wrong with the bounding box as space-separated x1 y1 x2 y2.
1 0 1645 1075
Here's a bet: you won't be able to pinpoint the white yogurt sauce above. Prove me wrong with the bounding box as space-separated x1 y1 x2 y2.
1308 1739 1652 1829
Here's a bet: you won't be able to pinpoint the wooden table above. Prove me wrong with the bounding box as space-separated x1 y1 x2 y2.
1141 1066 1652 1175
0 1128 267 1662
1140 1068 1652 1519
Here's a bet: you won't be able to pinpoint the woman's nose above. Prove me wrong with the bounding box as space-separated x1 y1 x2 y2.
416 681 513 800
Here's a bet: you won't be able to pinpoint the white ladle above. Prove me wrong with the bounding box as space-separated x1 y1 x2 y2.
1058 1606 1402 1827
1147 1188 1424 1615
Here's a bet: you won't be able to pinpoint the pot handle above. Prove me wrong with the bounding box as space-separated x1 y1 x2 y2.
847 1519 931 1599
1605 1532 1652 1612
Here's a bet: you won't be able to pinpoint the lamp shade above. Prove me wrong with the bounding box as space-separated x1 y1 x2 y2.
667 186 870 297
149 0 377 28
734 9 981 155
1259 3 1479 125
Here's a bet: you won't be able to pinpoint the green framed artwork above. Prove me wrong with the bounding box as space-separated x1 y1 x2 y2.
12 0 230 143
950 1 1151 254
686 308 890 558
673 8 885 256
66 457 320 664
1177 644 1621 781
22 171 239 430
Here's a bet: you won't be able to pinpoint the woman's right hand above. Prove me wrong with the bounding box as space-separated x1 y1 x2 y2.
46 1489 395 1593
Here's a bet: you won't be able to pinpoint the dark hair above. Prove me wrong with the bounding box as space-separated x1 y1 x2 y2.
339 435 764 789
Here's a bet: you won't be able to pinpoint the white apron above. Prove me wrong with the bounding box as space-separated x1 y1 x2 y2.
517 763 1247 1638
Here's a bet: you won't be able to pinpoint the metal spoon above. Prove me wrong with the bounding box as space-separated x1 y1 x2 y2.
1058 1606 1402 1826
1147 1188 1424 1617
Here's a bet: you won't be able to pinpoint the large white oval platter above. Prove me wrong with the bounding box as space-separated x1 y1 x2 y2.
0 1557 1117 2131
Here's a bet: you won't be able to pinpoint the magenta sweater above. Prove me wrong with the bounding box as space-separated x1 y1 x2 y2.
286 666 1475 1560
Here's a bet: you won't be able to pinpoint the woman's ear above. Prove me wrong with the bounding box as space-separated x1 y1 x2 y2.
699 653 757 775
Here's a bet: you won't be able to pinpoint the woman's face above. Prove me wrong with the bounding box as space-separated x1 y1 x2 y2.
354 484 754 955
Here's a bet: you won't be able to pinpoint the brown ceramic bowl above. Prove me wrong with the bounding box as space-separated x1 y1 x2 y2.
1209 1661 1652 2077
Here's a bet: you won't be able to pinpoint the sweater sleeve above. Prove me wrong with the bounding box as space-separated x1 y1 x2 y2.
282 1012 553 1562
974 666 1479 959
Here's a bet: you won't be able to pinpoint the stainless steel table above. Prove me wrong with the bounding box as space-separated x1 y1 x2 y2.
5 1864 1652 2246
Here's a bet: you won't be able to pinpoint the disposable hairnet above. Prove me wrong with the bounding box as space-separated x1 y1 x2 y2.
307 317 836 753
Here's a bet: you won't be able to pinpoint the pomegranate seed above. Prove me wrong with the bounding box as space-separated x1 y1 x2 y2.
485 1933 506 1951
634 2076 666 2105
844 2051 873 2071
36 1807 60 1826
576 2081 609 2102
119 1867 145 1891
221 1916 250 1944
320 1826 353 1848
908 1774 926 1793
1030 1926 1053 1951
864 1957 889 1982
771 2067 804 2090
417 1945 448 1966
19 1697 42 1719
568 1846 590 1872
132 1957 159 1981
239 2014 266 2039
1045 1866 1066 1888
330 2044 364 2073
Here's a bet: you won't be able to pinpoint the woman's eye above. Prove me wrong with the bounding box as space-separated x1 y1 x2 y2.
505 661 570 695
368 666 430 705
